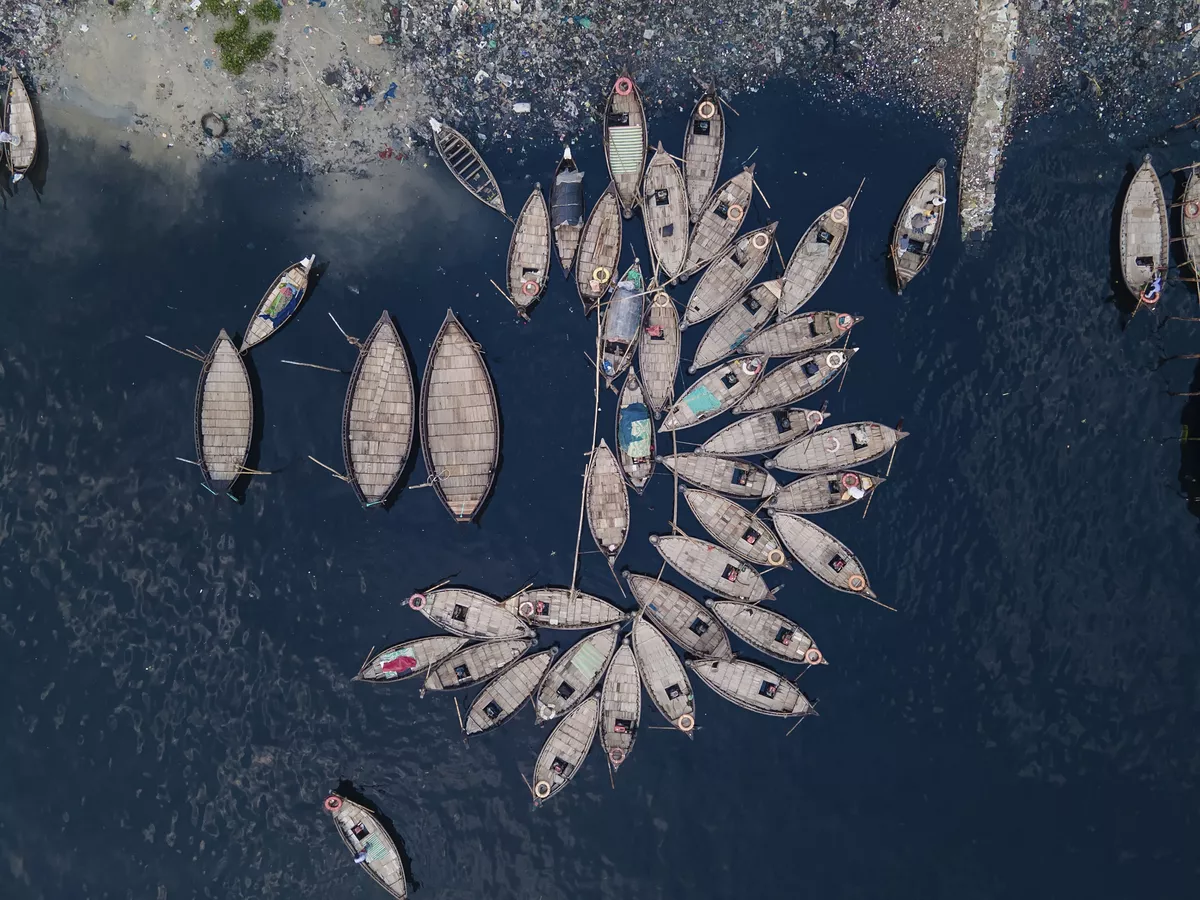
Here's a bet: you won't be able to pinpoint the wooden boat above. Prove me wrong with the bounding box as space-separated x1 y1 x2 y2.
658 452 778 499
502 587 630 630
575 183 623 314
240 255 316 352
733 348 858 414
550 146 585 274
194 330 253 496
424 637 535 691
324 794 407 899
533 625 621 723
630 615 696 734
355 635 468 683
767 470 883 514
770 511 878 600
464 648 557 736
686 657 815 718
642 142 690 278
637 282 681 418
1182 168 1200 286
891 160 948 291
706 600 826 666
530 695 599 804
700 407 825 457
683 166 756 275
659 355 767 432
616 371 655 492
3 73 37 183
429 118 505 214
600 262 645 384
681 223 778 328
742 311 862 359
625 572 733 659
343 312 415 508
647 534 774 603
681 488 789 569
604 70 648 218
408 586 533 640
689 280 782 373
586 439 630 562
506 187 551 314
420 310 499 522
683 85 725 225
599 637 641 772
1119 154 1169 301
778 197 853 317
766 421 906 474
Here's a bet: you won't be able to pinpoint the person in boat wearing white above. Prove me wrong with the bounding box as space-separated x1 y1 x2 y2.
0 131 19 145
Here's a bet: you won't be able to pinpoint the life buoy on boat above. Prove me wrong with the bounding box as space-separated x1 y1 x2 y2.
847 574 866 592
608 747 626 765
826 351 846 369
741 358 762 376
805 648 823 665
697 100 717 121
841 472 861 489
614 76 634 96
1187 200 1200 220
676 714 695 732
830 205 849 224
534 780 552 799
751 232 771 251
835 313 854 330
806 410 824 429
408 593 427 610
823 436 841 452
653 291 672 309
522 279 540 297
1141 285 1161 305
592 266 612 285
727 204 745 222
518 600 535 618
766 548 786 567
930 195 947 207
324 796 342 812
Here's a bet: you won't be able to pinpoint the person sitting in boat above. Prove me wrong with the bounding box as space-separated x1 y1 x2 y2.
1142 275 1163 304
354 849 369 864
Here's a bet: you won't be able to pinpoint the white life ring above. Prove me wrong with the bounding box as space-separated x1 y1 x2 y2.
518 600 535 617
830 205 848 224
806 410 824 428
766 548 786 567
741 358 762 376
751 232 770 251
931 195 946 207
653 291 672 309
823 435 841 452
534 780 551 799
826 351 845 369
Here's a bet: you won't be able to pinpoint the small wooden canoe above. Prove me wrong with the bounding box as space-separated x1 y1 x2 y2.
1119 154 1169 300
642 142 690 278
551 146 585 274
194 329 253 496
770 511 877 600
741 311 862 359
616 371 655 492
778 198 853 317
4 73 37 182
681 488 789 569
534 625 621 723
240 255 316 352
706 601 826 666
410 587 534 640
601 261 645 384
683 86 725 225
631 615 695 734
429 118 504 214
1182 168 1200 284
343 312 415 508
892 160 948 291
531 695 599 804
355 635 469 683
503 587 630 630
625 572 733 659
507 187 551 314
686 657 815 718
647 534 774 603
637 282 681 418
690 280 783 373
464 648 557 736
681 223 778 328
586 439 630 562
767 470 883 515
733 348 857 414
700 407 825 457
575 183 623 314
599 637 641 772
604 70 648 218
420 310 499 522
658 452 778 499
660 355 767 432
324 794 407 900
424 637 535 691
683 166 756 274
766 421 906 474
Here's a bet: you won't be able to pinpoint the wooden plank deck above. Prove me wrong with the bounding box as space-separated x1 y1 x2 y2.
533 625 620 723
424 638 535 691
464 649 556 735
733 348 858 414
531 695 599 803
637 284 680 417
599 638 642 772
700 407 823 457
415 587 533 640
502 587 630 630
770 511 878 600
587 439 630 560
779 199 852 317
683 88 724 226
742 310 860 359
660 355 766 432
767 470 883 515
684 167 755 273
194 329 253 494
604 71 647 217
657 452 777 499
686 657 815 717
5 74 37 173
430 118 505 214
625 572 733 659
631 615 695 732
708 600 825 666
356 635 469 683
507 187 551 312
1119 155 1169 296
326 795 407 900
682 223 777 327
575 183 624 312
642 142 690 278
648 534 774 603
767 421 905 474
681 488 789 569
690 279 782 372
892 161 948 290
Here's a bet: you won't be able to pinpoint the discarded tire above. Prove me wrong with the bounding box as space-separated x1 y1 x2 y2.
201 113 227 139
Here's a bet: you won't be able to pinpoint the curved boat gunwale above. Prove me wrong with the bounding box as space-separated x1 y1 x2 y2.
429 118 506 214
682 85 726 225
506 187 552 314
193 329 253 495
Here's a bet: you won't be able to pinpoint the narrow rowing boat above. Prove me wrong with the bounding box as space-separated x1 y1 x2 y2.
741 311 861 359
424 638 535 691
575 183 623 314
732 348 857 414
409 587 534 640
766 421 906 474
324 794 407 899
700 407 825 457
616 371 655 492
891 160 948 291
706 600 826 666
534 625 621 723
625 571 733 659
631 615 695 734
507 187 551 314
659 355 767 432
3 73 38 183
502 587 630 630
642 142 690 278
194 329 253 496
770 511 878 600
240 255 316 352
600 261 644 384
604 70 648 218
637 282 681 418
647 534 774 603
1119 154 1169 301
551 146 585 274
683 85 725 225
586 439 630 563
767 470 883 514
778 197 853 317
681 488 789 569
355 635 469 683
1182 167 1200 286
429 118 505 214
683 166 755 274
599 637 641 773
681 223 778 328
686 657 816 718
658 452 778 499
531 695 599 804
464 648 557 736
689 279 783 372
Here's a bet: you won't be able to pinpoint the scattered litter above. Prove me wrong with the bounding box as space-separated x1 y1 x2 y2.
512 101 531 113
368 34 383 45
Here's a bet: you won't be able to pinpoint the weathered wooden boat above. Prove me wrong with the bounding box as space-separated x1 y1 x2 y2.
681 223 778 328
3 73 37 183
647 534 774 603
659 355 767 432
502 587 630 630
551 146 585 274
891 160 948 291
408 586 534 640
424 637 535 691
599 637 641 772
681 488 789 569
778 197 853 317
683 85 725 225
642 142 690 278
700 407 824 457
658 452 778 499
625 572 733 659
686 657 816 718
733 348 858 414
637 283 681 418
464 648 557 736
343 312 415 508
601 261 645 384
741 311 862 360
586 439 630 562
706 600 826 666
534 625 621 723
355 635 469 683
575 183 623 314
194 330 253 497
604 70 648 218
689 280 783 373
530 695 599 804
616 371 655 492
420 310 499 522
507 187 551 314
770 511 878 600
683 166 756 275
766 421 906 474
1119 154 1169 301
324 794 407 900
767 470 882 515
240 255 316 352
630 615 696 734
1182 168 1200 285
429 118 504 214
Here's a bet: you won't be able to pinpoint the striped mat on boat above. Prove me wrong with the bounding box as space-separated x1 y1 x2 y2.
608 126 644 175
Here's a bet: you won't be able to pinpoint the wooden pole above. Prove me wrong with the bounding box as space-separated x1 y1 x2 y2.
236 466 273 476
719 95 741 117
175 457 201 466
752 179 772 210
308 455 350 482
490 278 528 319
1170 160 1200 173
281 359 346 374
1173 113 1200 130
145 335 205 362
850 177 866 208
328 312 359 346
569 310 603 600
454 696 465 732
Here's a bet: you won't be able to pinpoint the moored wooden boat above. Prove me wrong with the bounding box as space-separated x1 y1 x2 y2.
616 371 655 492
733 348 857 414
647 534 774 603
240 255 316 352
637 282 681 418
464 648 557 736
770 511 878 600
642 142 690 278
324 794 407 899
683 166 756 275
599 637 641 772
683 85 725 225
659 355 767 432
502 587 630 630
604 70 648 218
658 452 777 499
506 187 551 314
681 223 778 328
534 625 621 723
766 421 906 474
601 261 645 384
625 572 733 659
194 329 253 496
706 600 826 666
767 470 882 514
700 407 825 457
686 657 815 718
681 488 789 569
630 615 695 734
778 197 853 317
1182 168 1200 285
586 439 630 562
429 118 505 214
690 279 782 373
575 183 623 314
530 695 599 804
1119 154 1169 301
407 586 534 640
741 311 862 359
424 637 535 691
551 146 585 274
3 73 38 183
891 160 948 291
355 635 469 683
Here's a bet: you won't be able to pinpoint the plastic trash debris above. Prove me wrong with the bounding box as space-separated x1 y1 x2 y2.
383 82 398 100
513 101 531 113
474 69 490 84
368 34 384 45
79 23 89 32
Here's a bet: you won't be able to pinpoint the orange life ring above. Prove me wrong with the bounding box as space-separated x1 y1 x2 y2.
324 795 342 812
727 204 744 222
521 279 540 297
614 76 634 96
534 780 551 799
835 313 854 330
847 574 866 592
805 647 823 665
1186 200 1200 220
518 600 535 617
1140 287 1160 305
608 747 626 765
841 472 860 489
766 548 786 567
697 100 716 121
806 410 824 428
676 714 694 732
408 593 426 610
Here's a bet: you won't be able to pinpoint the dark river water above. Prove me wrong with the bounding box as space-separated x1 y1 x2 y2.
1 84 1197 899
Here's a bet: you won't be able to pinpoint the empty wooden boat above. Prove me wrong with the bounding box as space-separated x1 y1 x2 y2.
778 197 853 317
1119 154 1169 301
604 70 648 218
686 657 815 718
506 187 551 314
424 637 535 691
647 534 774 603
355 635 469 683
408 586 534 640
4 72 37 183
631 615 695 734
551 146 585 274
684 166 756 274
892 160 948 291
420 310 499 522
194 329 253 496
587 439 630 562
700 407 825 457
599 637 641 772
616 371 655 492
503 587 630 630
1182 168 1200 286
767 470 883 514
625 572 733 659
575 183 623 314
531 695 599 804
706 600 826 666
681 488 789 569
240 255 316 352
766 421 906 474
642 142 690 278
660 355 767 432
690 280 782 372
681 223 778 328
324 794 407 900
637 283 681 418
429 118 505 214
601 261 645 385
343 312 415 508
742 311 862 359
733 348 858 414
658 452 778 499
464 648 557 736
683 85 725 225
770 511 878 600
534 625 621 723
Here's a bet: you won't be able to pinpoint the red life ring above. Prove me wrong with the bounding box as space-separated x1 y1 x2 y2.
835 313 853 330
1140 287 1160 305
823 435 841 452
806 410 824 428
841 472 860 489
518 600 535 617
1186 200 1200 220
521 279 540 297
608 747 626 765
324 795 342 812
408 593 427 610
614 76 634 96
805 647 823 665
847 574 866 592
